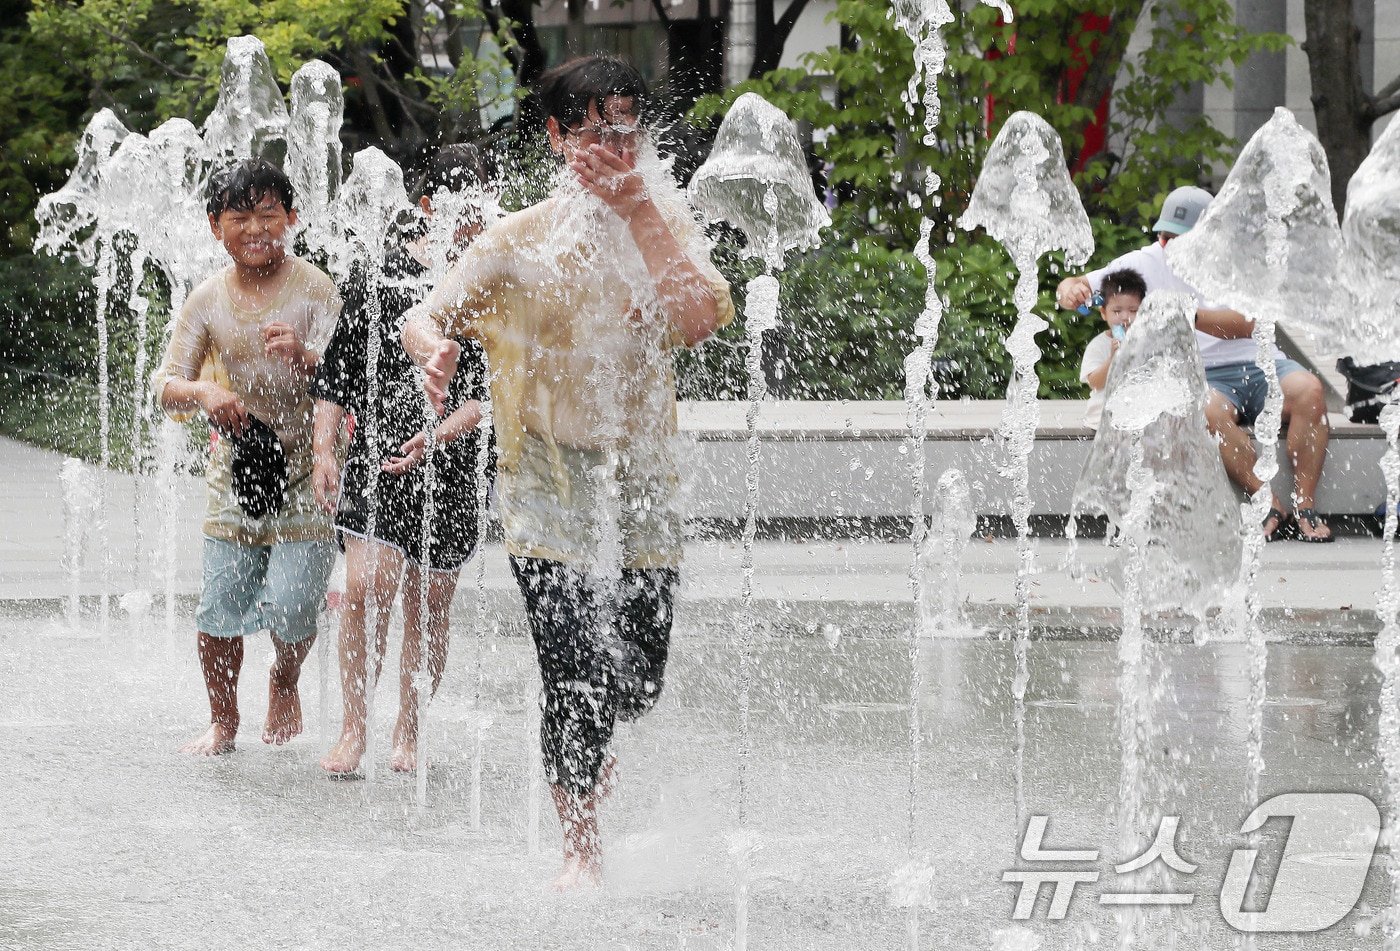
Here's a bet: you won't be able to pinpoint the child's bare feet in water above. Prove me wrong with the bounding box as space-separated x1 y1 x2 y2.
551 853 603 891
390 737 418 773
179 722 237 755
263 677 304 745
319 732 365 773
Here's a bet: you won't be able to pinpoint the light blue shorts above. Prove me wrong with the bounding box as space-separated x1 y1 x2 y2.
196 537 336 644
1205 359 1307 426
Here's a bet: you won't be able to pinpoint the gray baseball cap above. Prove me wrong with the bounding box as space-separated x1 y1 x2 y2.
1152 185 1214 235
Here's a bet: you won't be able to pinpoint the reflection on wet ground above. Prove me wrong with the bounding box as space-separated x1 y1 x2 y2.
0 602 1385 950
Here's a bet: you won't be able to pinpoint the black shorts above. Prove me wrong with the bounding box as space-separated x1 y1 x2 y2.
510 556 679 796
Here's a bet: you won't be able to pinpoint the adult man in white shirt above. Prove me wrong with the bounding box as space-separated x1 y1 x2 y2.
1055 186 1333 542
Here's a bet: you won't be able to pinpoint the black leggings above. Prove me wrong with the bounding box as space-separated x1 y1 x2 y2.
510 556 679 797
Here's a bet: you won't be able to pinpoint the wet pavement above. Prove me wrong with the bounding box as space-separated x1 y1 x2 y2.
0 435 1394 949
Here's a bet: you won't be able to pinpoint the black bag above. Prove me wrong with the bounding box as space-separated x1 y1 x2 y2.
227 414 288 519
1337 357 1400 424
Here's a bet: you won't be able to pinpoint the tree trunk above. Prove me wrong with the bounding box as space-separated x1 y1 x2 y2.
749 0 815 80
1065 2 1146 169
567 0 587 56
1303 0 1373 214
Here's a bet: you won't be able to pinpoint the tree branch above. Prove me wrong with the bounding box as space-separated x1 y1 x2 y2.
48 0 199 82
648 0 673 26
1374 72 1400 108
1373 88 1400 118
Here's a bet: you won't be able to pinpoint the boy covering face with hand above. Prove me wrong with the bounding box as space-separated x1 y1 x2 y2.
402 56 734 890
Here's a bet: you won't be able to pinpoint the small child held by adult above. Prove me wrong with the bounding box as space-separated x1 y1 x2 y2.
154 159 341 755
1078 268 1146 430
310 145 492 776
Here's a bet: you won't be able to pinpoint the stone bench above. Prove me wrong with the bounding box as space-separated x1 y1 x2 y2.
677 399 1389 521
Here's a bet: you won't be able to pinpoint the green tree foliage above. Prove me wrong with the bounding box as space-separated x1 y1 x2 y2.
27 0 501 161
683 0 1285 400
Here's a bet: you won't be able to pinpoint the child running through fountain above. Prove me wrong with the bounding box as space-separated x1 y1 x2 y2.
402 56 734 890
1078 268 1147 430
310 145 493 775
155 158 342 755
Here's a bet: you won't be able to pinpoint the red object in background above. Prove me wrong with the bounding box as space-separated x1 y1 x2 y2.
983 12 1113 172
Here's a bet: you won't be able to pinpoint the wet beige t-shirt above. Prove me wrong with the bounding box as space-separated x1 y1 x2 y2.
411 187 734 568
154 256 342 545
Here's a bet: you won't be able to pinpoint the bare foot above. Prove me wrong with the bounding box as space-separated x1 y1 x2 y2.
390 739 418 773
551 854 603 891
179 722 237 755
263 679 304 745
319 733 366 774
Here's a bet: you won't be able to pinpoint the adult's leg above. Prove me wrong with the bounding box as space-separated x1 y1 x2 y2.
1280 368 1332 540
391 564 460 772
180 632 244 755
1204 389 1288 535
511 556 612 889
320 535 405 771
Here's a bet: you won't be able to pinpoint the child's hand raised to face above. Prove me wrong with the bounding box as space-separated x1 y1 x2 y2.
1100 292 1140 339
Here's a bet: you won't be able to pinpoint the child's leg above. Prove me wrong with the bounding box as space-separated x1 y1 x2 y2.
182 538 267 754
260 539 338 745
321 535 404 770
179 632 245 755
550 783 602 890
510 556 612 889
614 567 680 722
391 563 460 772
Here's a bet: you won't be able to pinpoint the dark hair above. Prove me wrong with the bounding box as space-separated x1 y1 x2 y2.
419 143 490 199
535 56 648 129
206 158 295 218
1101 268 1147 303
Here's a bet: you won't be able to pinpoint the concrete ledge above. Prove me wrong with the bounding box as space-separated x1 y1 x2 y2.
678 399 1390 519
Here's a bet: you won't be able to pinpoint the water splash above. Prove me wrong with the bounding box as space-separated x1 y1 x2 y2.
1165 110 1341 892
331 147 415 782
961 110 1092 864
689 90 830 951
202 35 289 164
286 60 345 259
1072 292 1242 620
1342 114 1400 361
919 468 977 635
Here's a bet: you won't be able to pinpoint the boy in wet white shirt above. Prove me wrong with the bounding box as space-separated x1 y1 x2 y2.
402 57 734 889
1078 268 1146 430
154 159 341 755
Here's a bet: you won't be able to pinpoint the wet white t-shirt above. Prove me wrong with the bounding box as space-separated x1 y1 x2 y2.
1079 331 1114 430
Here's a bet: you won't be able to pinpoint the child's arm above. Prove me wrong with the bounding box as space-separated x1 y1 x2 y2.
311 398 345 513
161 378 249 436
1083 349 1117 391
1079 333 1117 393
570 144 723 347
402 315 460 416
381 399 484 475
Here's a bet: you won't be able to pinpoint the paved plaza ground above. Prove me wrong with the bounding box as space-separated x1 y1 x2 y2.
1 435 1396 949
